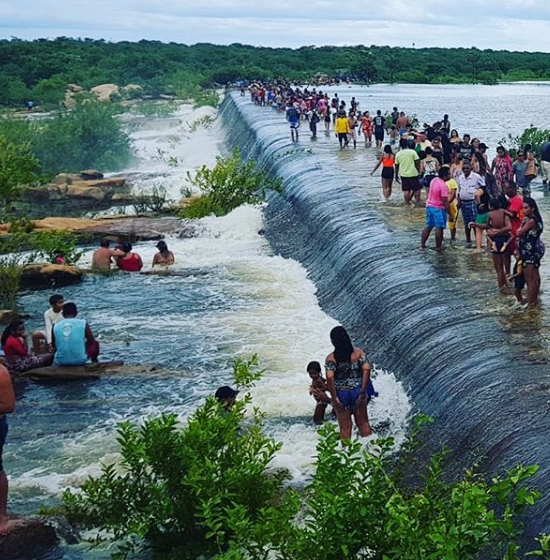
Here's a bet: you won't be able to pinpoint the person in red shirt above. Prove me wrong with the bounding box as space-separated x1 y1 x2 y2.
1 321 53 373
116 243 143 272
505 182 524 274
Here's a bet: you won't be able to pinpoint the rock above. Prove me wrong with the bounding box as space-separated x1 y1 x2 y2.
0 310 30 325
90 83 120 102
66 84 83 93
20 264 83 290
32 216 186 243
66 184 104 201
80 169 104 180
54 173 77 186
21 360 125 381
0 517 59 560
122 84 143 98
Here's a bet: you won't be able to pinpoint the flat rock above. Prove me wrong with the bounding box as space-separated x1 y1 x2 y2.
20 362 162 381
32 216 188 243
0 517 59 560
20 264 83 290
0 310 30 325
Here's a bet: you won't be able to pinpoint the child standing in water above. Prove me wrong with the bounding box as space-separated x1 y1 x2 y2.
307 361 331 425
508 248 526 303
371 145 395 200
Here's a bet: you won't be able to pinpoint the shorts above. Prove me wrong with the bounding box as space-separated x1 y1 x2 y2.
336 381 378 410
426 207 447 229
374 128 384 141
401 176 421 192
338 132 349 143
381 167 395 181
475 212 489 225
289 120 300 129
460 200 477 226
0 416 8 472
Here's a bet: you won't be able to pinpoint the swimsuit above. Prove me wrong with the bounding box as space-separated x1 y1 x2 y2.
325 356 378 410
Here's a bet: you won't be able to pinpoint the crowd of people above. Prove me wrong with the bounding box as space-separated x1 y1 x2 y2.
248 83 548 308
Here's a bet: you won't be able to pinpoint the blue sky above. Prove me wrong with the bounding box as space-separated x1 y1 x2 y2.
1 0 550 51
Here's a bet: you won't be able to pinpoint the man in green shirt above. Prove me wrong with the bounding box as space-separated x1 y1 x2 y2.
395 138 421 205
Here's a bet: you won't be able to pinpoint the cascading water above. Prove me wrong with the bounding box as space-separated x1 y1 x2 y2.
221 86 550 538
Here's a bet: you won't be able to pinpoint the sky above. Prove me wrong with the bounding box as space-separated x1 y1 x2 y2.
2 0 550 52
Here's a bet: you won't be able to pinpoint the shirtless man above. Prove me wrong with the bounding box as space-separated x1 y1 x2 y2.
91 239 125 272
0 364 15 534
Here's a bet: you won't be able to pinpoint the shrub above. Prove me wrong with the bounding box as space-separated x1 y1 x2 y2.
0 136 41 210
0 261 23 309
132 185 168 214
180 148 281 219
504 127 550 160
53 355 550 560
194 90 220 109
60 355 285 559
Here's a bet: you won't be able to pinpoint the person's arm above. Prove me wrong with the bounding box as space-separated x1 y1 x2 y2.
443 195 450 215
356 353 372 405
371 154 383 175
491 158 496 173
516 218 535 237
488 213 512 237
110 249 125 258
85 323 96 344
152 254 159 267
0 365 15 415
51 327 56 353
44 311 53 345
325 359 342 409
414 157 421 173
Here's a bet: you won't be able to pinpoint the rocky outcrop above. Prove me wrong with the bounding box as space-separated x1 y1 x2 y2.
19 172 133 216
21 362 161 381
0 310 29 325
90 83 120 101
0 518 60 560
31 216 190 243
20 264 83 290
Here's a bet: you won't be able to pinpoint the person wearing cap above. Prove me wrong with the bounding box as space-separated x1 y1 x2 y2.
215 386 239 410
152 240 175 267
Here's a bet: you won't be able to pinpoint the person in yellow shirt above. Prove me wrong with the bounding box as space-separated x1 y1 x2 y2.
446 174 459 244
334 110 351 149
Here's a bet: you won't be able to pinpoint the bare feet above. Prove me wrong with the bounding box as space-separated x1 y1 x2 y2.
0 515 17 535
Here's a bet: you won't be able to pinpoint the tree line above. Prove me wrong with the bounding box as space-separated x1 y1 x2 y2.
2 38 550 107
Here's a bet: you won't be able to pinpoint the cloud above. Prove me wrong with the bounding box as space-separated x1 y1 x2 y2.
1 0 550 51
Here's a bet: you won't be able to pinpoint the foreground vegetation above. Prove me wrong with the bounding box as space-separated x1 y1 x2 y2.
2 39 550 109
50 356 550 560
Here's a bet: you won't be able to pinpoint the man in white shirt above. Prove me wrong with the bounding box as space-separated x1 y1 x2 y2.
32 294 65 353
456 161 483 244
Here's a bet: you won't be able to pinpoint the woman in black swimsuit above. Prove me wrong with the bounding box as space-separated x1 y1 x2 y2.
325 326 376 440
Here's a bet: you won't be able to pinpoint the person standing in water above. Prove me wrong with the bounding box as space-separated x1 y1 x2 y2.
307 361 332 425
421 167 451 251
373 110 385 149
517 198 544 308
456 161 483 245
325 326 376 440
286 102 300 142
371 144 395 200
152 241 175 267
334 110 351 149
395 138 422 205
91 239 125 272
0 364 15 535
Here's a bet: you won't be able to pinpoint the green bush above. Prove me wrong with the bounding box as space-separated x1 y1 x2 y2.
180 148 281 219
60 355 285 559
0 98 133 177
54 352 550 560
0 261 23 309
0 136 41 210
503 127 550 160
194 90 220 109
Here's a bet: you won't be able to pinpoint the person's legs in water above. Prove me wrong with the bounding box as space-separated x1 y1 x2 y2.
352 401 373 437
0 419 11 535
523 264 540 307
335 405 353 440
420 226 433 249
492 253 508 291
382 177 392 200
434 227 444 251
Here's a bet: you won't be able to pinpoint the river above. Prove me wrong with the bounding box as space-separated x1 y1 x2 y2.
222 82 550 540
6 101 409 559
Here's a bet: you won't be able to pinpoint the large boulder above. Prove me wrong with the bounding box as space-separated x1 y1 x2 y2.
20 264 83 290
90 83 120 102
0 518 60 560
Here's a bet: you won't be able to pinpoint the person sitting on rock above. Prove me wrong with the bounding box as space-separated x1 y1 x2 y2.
117 242 143 272
52 303 99 366
0 363 15 534
152 241 175 267
1 321 53 374
32 294 65 354
91 239 125 272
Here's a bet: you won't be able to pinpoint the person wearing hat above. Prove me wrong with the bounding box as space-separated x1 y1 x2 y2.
152 240 175 267
215 386 239 410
